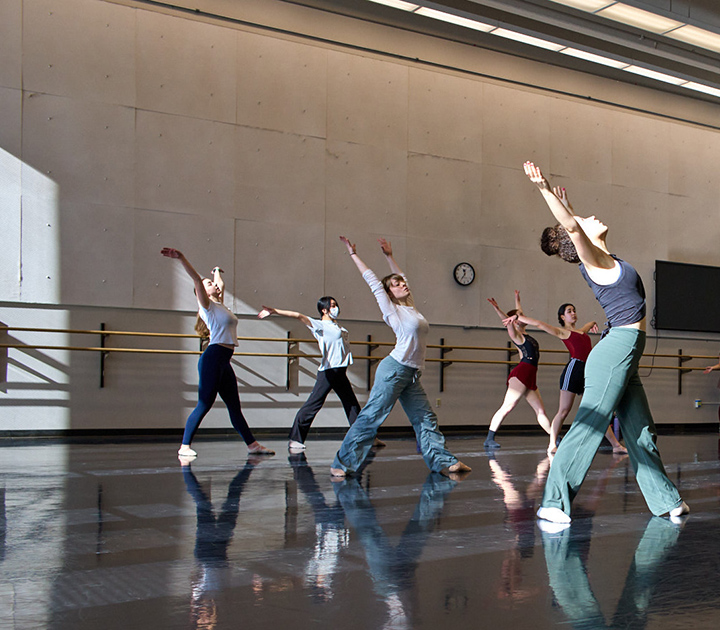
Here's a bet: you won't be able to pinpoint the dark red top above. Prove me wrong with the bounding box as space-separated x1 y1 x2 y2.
561 330 592 362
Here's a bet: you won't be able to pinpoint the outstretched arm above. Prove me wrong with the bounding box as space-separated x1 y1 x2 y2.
704 356 720 374
487 298 507 320
378 238 404 276
579 321 599 335
514 290 523 314
161 248 209 309
257 306 311 328
513 313 567 339
340 236 370 275
523 162 610 270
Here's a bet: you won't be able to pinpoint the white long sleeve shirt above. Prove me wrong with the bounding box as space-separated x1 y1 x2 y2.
363 269 428 369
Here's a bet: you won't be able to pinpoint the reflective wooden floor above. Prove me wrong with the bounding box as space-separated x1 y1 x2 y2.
1 433 719 629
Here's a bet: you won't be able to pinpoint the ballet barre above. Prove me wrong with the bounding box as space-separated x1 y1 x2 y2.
1 324 717 393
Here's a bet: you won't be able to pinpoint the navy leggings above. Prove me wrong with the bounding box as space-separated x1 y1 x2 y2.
183 344 255 445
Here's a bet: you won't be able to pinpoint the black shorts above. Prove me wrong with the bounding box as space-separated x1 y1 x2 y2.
559 358 585 395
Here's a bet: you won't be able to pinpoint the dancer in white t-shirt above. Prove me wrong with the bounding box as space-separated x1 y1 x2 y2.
259 298 384 450
161 248 274 459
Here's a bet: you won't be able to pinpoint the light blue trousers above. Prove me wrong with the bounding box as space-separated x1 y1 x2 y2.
332 356 458 474
541 328 683 517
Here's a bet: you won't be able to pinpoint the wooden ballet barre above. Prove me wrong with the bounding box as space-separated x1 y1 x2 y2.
3 342 709 369
1 323 715 396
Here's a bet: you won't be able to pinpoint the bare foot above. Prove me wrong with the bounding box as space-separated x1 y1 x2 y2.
178 445 197 457
330 467 346 478
248 442 275 456
442 461 471 480
373 437 387 448
612 444 628 454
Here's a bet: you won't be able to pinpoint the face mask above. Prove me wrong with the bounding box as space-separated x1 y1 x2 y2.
329 306 340 319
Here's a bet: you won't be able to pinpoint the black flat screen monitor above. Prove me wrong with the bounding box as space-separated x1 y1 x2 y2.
654 260 720 333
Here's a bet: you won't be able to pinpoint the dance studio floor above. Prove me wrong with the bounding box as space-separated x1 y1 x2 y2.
1 433 719 630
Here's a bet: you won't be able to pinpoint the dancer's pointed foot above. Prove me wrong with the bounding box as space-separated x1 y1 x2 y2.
178 445 197 457
442 461 472 480
248 442 275 456
288 440 305 451
372 437 387 448
612 444 628 454
330 467 346 478
537 506 572 524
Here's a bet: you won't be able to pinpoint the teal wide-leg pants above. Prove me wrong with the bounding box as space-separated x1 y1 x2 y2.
541 328 683 517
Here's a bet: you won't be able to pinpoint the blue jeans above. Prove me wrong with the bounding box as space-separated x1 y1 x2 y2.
332 356 458 474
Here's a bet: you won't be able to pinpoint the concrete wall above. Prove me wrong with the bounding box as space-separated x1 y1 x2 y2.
1 0 719 433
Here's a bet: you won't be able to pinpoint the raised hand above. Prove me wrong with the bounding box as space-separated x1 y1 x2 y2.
553 186 573 211
378 238 392 257
257 306 277 319
502 314 519 327
487 297 499 309
161 247 183 259
339 235 356 255
523 161 551 191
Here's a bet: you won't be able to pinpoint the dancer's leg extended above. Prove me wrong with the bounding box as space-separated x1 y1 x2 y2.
182 345 228 447
399 378 458 473
289 370 334 444
541 330 638 516
325 367 361 425
332 357 407 475
525 389 551 434
217 358 256 445
615 369 682 516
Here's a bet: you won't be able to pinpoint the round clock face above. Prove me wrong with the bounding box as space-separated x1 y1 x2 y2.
453 262 475 286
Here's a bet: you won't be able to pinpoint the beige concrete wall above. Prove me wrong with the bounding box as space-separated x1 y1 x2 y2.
1 0 719 431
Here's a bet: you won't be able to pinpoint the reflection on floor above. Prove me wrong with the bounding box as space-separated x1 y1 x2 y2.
1 434 719 629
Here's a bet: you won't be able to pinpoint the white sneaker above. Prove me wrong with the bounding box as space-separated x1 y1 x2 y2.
537 506 572 524
288 440 306 450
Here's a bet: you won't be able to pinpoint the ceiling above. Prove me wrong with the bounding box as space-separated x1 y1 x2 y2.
282 0 720 101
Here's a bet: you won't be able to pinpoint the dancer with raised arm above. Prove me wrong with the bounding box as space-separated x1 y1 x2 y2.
510 303 626 454
523 163 687 524
161 248 274 458
330 237 471 479
258 299 383 450
485 291 552 449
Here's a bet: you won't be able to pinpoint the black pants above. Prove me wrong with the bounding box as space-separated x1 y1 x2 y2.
183 344 255 445
289 367 360 443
